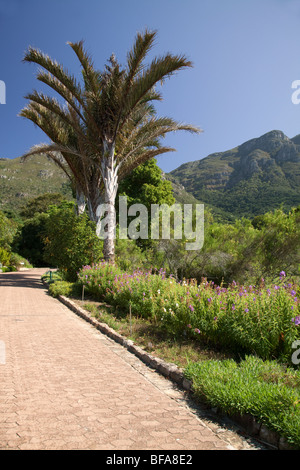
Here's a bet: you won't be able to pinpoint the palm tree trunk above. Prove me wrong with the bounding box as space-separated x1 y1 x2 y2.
99 141 119 263
76 188 86 215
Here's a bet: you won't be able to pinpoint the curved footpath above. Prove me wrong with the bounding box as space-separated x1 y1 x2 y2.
0 268 266 451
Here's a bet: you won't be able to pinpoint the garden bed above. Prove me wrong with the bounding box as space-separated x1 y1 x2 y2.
42 266 300 449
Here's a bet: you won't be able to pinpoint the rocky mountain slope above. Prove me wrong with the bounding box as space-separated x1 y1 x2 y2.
167 130 300 219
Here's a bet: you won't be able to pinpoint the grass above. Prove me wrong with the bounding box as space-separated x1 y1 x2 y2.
184 356 300 448
78 300 231 369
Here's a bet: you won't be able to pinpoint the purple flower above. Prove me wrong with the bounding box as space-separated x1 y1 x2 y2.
232 304 235 310
245 308 249 313
280 271 286 277
194 328 201 334
189 305 194 312
274 285 280 290
292 316 300 325
291 290 296 296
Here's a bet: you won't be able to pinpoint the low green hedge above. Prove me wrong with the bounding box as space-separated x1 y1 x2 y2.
48 280 82 298
184 355 300 448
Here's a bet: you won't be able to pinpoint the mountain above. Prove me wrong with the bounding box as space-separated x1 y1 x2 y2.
1 130 300 222
0 154 197 217
167 130 300 220
0 156 73 215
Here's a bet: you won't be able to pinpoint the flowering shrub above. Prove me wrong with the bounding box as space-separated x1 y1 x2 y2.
77 263 300 362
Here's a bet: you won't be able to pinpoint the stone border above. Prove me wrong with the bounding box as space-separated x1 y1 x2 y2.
41 278 296 450
57 294 192 391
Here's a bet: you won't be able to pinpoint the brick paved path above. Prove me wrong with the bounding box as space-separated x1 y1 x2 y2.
0 269 264 450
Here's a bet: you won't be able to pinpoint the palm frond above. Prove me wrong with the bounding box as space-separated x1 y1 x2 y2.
119 53 193 130
23 46 83 104
119 146 175 180
67 40 101 94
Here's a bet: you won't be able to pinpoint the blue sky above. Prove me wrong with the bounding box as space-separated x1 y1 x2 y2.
1 0 300 172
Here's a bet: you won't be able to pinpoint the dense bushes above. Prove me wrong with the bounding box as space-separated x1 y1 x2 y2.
2 190 299 287
43 203 104 281
77 262 300 363
0 211 18 250
156 207 300 285
15 212 49 267
0 211 32 271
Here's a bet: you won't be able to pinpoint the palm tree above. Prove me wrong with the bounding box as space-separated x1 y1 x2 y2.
20 29 201 262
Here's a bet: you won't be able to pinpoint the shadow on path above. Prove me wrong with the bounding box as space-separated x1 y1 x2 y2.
0 269 48 289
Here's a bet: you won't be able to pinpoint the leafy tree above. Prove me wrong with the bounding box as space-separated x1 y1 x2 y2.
20 193 66 219
43 203 103 281
116 158 175 249
16 212 49 267
0 247 11 266
253 207 300 278
0 211 18 250
118 158 175 207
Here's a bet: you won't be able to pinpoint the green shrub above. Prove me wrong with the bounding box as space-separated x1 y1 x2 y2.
0 247 11 266
9 252 32 269
0 211 18 250
43 203 103 281
184 355 300 448
48 280 82 298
